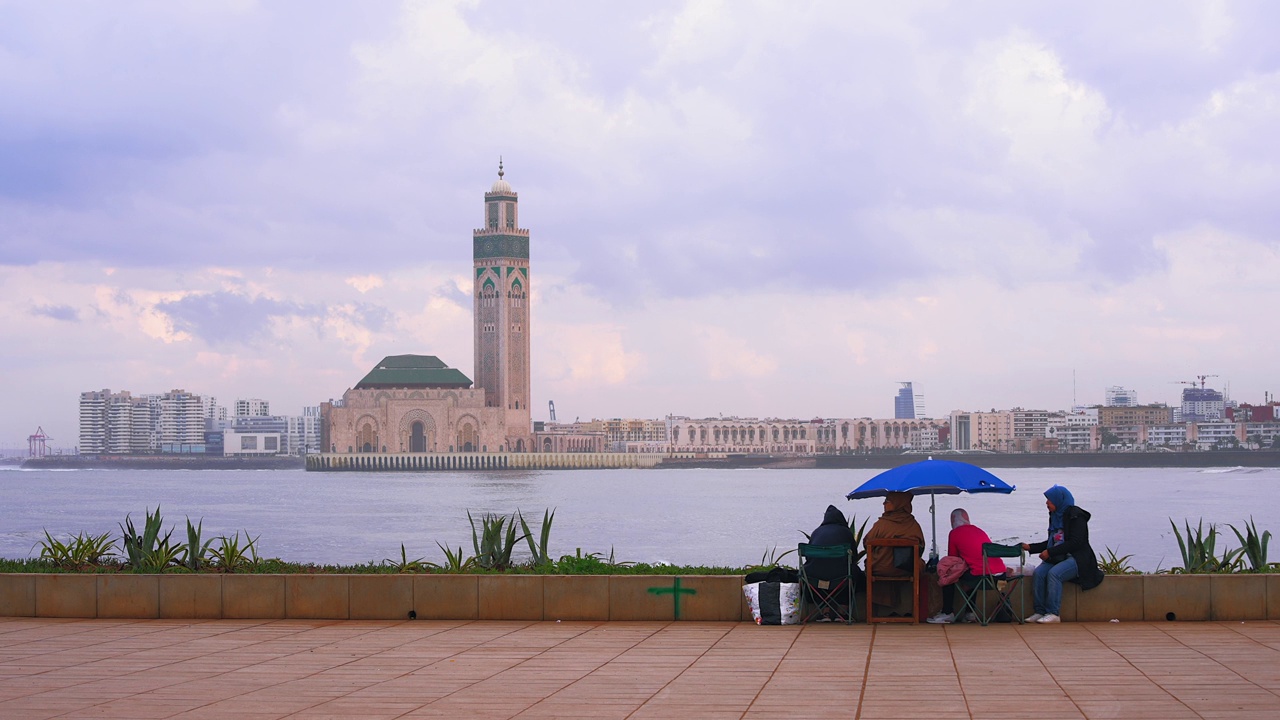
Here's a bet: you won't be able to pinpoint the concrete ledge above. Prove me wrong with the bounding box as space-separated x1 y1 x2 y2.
223 575 285 619
478 575 543 620
35 575 96 618
159 574 222 619
1210 574 1266 620
1144 574 1210 621
98 575 158 618
544 575 609 621
351 575 413 620
0 572 1270 622
286 575 349 619
415 574 477 620
0 574 35 617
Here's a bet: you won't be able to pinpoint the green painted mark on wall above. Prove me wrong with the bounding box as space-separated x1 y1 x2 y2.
647 577 697 620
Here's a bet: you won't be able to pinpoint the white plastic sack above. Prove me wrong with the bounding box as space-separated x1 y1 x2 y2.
743 581 801 625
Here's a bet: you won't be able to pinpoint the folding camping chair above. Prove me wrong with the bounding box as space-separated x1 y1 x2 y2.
865 538 923 624
955 542 1026 626
797 543 857 624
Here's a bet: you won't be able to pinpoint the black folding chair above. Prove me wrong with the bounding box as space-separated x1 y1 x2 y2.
797 543 857 624
955 542 1026 626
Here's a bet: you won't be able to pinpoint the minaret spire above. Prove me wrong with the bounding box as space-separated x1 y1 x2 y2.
498 157 504 179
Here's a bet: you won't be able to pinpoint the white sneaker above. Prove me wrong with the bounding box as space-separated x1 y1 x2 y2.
1036 614 1061 624
1024 613 1044 623
926 612 955 624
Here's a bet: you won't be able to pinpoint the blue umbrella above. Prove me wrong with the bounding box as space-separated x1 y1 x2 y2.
846 458 1015 560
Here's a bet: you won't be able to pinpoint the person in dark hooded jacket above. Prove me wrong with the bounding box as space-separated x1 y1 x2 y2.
804 505 864 598
1020 484 1104 623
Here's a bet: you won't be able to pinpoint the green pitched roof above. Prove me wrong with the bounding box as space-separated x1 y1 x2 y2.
355 355 472 389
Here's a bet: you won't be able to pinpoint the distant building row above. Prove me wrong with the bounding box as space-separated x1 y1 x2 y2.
78 389 320 457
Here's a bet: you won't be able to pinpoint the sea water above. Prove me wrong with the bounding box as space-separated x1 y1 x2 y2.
1 465 1274 572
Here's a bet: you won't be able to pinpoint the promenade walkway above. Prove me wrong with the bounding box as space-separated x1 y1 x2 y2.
1 618 1278 719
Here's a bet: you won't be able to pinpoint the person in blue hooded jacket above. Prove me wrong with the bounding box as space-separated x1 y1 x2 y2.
1020 485 1104 623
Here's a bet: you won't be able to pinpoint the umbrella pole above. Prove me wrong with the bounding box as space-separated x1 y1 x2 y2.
929 493 938 561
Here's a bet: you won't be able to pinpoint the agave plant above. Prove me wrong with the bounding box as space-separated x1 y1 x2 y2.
383 544 430 573
434 542 476 573
180 518 216 572
1170 519 1243 574
1098 546 1140 575
1227 518 1271 573
518 508 555 566
210 531 260 573
120 507 182 573
469 511 527 570
37 530 117 569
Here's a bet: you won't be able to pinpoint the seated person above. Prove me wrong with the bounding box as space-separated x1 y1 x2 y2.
1020 484 1104 624
863 491 925 614
804 504 864 601
927 508 1005 624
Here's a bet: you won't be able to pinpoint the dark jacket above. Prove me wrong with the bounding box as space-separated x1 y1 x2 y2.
1028 505 1104 590
804 505 858 581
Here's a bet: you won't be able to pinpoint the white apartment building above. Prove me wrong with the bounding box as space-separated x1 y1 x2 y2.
78 390 109 454
222 430 282 456
158 390 205 451
287 407 323 455
1105 386 1139 407
1145 425 1187 447
236 398 270 417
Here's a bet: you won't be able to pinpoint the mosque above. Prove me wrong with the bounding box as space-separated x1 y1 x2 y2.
319 164 535 455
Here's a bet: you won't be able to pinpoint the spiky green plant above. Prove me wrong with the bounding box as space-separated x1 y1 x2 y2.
1098 546 1140 575
180 518 216 572
36 530 117 569
517 508 555 566
469 511 527 570
1170 519 1243 574
210 531 259 573
383 544 429 573
434 542 476 572
120 507 181 573
1227 518 1271 573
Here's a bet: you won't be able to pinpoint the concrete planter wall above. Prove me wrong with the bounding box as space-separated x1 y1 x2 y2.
0 573 1273 622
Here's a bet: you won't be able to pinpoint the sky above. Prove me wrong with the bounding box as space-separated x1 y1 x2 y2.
3 0 1280 449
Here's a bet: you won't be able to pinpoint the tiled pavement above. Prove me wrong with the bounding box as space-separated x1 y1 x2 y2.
1 618 1278 719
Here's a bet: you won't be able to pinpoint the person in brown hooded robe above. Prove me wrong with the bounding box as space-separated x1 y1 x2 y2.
863 491 926 577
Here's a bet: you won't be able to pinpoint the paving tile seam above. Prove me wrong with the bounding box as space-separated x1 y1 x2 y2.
737 624 807 718
1073 622 1203 718
350 621 606 720
44 620 475 720
851 625 877 720
619 622 739 720
1151 622 1280 704
1012 623 1095 720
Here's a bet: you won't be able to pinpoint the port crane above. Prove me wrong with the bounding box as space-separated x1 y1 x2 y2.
27 426 50 458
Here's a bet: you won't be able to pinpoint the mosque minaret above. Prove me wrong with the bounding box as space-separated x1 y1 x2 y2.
473 160 533 452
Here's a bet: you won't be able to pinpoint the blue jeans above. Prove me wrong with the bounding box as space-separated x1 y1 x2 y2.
1032 556 1078 615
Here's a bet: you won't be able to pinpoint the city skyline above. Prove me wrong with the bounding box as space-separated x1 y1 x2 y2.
4 2 1279 447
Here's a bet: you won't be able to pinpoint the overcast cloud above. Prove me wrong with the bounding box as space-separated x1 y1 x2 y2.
2 0 1279 447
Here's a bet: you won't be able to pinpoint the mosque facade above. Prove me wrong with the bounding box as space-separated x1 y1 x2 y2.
320 165 534 454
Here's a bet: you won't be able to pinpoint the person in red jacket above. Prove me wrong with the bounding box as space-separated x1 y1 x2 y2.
927 508 1005 624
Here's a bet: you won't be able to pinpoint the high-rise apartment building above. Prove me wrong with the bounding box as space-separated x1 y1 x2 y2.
158 389 205 451
1182 387 1225 422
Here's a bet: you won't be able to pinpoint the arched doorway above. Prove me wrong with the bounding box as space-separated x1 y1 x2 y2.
458 422 477 452
357 423 377 453
410 421 427 452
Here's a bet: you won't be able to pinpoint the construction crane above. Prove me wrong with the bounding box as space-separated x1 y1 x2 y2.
27 426 50 458
1171 374 1220 390
548 400 557 423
